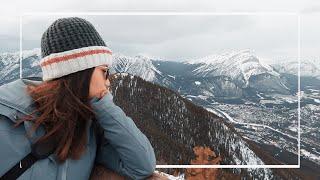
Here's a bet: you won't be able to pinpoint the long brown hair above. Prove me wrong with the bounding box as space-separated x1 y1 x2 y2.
16 68 96 162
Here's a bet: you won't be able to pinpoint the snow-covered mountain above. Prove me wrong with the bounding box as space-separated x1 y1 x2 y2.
184 50 280 86
271 60 320 79
0 49 42 86
0 48 305 97
112 53 163 82
182 50 291 95
3 48 319 98
143 51 293 101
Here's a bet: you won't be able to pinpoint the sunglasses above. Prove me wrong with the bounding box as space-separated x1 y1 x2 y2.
104 68 110 79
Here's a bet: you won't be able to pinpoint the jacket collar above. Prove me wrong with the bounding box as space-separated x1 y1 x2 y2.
0 77 43 116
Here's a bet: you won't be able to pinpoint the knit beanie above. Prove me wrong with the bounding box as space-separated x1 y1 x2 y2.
40 17 113 81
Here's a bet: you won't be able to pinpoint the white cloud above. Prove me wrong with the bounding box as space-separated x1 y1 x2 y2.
17 15 298 61
301 14 320 60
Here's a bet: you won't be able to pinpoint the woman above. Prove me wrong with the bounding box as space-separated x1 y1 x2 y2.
0 17 156 179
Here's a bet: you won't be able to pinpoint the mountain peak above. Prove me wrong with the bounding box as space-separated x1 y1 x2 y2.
183 49 280 87
112 53 162 82
184 49 255 65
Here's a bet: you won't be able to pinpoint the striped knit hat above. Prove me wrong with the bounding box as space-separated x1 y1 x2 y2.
40 17 113 81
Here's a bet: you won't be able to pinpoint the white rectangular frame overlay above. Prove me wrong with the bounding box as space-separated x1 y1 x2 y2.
20 12 301 169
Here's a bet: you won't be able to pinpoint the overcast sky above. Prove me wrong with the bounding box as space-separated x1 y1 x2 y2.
0 0 319 63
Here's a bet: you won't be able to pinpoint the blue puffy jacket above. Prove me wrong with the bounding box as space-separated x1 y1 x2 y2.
0 77 156 180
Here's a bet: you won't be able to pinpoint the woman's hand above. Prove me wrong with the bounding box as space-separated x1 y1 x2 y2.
98 80 111 99
99 88 109 99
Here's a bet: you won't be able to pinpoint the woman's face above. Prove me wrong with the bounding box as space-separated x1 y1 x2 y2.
88 65 110 100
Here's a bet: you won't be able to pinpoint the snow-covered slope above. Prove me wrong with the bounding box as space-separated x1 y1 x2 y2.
0 48 42 85
184 50 280 88
271 60 320 79
112 53 162 82
0 51 20 80
111 74 275 179
0 48 41 64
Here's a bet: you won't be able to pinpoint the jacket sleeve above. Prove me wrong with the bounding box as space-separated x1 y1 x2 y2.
90 93 156 180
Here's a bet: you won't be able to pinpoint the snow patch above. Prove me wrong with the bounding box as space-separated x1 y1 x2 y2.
314 99 320 104
194 81 201 85
301 149 320 163
168 74 176 80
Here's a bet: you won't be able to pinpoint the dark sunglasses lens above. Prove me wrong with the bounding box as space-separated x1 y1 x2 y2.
105 69 110 79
